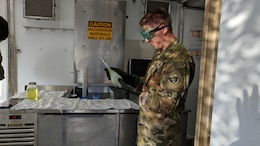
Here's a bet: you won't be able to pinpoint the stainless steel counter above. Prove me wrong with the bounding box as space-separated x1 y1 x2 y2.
2 87 190 146
0 108 139 146
0 108 139 114
1 85 141 146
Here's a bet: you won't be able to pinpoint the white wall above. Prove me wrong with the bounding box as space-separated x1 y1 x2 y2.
182 8 204 137
8 0 184 92
14 0 153 93
211 0 260 145
15 0 75 92
124 0 155 70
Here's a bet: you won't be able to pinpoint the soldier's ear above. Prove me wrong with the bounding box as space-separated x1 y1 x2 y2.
162 26 169 35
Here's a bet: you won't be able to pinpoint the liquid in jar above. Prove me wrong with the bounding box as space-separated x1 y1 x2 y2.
27 82 38 100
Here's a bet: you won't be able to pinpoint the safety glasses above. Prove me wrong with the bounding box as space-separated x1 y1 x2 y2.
141 25 170 40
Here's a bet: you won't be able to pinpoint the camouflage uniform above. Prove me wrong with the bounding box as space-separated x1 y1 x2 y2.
137 39 195 146
0 16 8 80
0 51 4 80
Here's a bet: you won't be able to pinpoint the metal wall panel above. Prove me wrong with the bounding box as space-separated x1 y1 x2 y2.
74 0 126 87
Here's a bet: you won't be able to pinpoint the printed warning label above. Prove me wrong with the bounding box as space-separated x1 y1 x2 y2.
88 21 112 40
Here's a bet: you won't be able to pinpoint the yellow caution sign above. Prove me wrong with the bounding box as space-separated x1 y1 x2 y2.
88 21 112 40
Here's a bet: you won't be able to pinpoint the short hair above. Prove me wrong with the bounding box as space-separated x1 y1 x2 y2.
139 8 172 33
0 16 9 41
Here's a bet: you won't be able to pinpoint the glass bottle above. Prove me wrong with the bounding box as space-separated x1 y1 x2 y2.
27 82 38 100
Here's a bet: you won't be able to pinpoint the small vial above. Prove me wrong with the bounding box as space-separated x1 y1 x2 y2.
27 82 38 100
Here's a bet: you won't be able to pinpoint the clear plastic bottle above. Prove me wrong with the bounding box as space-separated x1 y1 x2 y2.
27 82 38 100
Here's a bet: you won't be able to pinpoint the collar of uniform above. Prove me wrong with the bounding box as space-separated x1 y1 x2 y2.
159 39 181 60
167 39 180 50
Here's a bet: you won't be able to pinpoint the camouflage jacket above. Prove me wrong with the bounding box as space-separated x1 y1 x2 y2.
0 51 4 80
137 39 195 146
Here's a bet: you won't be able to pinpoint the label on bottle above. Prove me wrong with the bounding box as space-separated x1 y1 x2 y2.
27 88 38 100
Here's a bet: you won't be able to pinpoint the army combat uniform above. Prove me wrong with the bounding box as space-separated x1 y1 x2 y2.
0 51 4 80
137 39 195 146
0 16 8 80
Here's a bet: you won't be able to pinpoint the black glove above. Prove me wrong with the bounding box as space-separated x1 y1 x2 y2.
0 52 4 80
109 78 140 104
105 67 140 88
0 16 9 42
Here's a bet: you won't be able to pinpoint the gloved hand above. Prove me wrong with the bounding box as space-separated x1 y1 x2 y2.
105 67 140 88
0 64 4 80
0 52 4 80
0 16 9 41
109 78 140 104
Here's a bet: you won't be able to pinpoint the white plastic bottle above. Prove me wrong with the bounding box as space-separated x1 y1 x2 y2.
27 82 38 100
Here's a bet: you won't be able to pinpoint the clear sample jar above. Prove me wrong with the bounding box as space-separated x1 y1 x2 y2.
27 82 38 100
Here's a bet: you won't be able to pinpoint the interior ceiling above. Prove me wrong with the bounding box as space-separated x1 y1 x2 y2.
174 0 205 8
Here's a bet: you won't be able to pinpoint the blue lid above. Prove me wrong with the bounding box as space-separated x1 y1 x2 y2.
80 96 88 99
92 94 100 99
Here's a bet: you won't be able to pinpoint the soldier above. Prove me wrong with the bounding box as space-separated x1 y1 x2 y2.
0 16 9 80
106 8 195 146
0 16 8 42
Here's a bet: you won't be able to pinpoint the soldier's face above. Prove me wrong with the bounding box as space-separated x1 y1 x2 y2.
141 24 164 49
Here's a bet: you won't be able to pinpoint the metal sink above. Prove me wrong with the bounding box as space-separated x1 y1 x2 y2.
37 85 74 97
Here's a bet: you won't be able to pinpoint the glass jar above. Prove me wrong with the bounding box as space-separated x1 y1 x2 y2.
27 82 38 100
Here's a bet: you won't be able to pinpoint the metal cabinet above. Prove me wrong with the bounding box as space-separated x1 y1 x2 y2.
37 111 138 146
